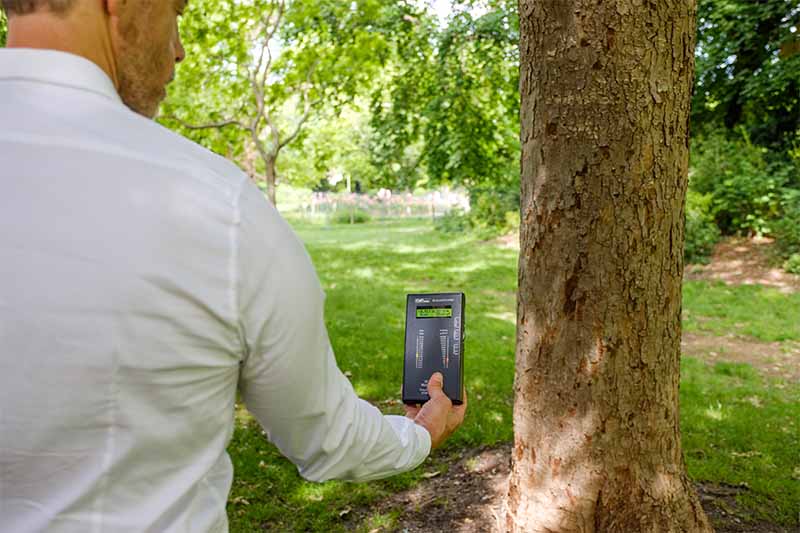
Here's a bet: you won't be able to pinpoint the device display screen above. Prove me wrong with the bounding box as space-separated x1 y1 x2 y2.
416 306 452 319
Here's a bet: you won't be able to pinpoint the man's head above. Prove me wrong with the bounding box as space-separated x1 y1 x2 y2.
3 0 187 118
2 1 73 16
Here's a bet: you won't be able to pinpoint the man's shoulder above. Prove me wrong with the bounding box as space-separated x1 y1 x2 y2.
117 111 249 195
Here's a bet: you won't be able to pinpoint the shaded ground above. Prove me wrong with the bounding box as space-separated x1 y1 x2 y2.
358 444 798 533
682 332 800 384
686 237 800 294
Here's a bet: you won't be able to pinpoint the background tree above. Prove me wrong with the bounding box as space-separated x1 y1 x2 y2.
505 0 713 531
160 0 402 204
688 0 800 244
1 10 7 46
693 0 800 151
279 101 379 191
370 1 520 227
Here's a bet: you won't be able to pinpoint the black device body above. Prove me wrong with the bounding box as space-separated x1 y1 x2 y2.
402 293 465 405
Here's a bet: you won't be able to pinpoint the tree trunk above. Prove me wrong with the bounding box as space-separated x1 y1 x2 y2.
265 154 277 206
504 1 712 532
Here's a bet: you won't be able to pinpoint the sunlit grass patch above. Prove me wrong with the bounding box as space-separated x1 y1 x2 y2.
681 357 800 524
683 281 800 342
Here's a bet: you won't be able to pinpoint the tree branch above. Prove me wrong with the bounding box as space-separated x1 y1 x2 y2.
277 60 321 150
253 3 277 76
260 0 285 89
278 95 321 150
161 114 248 131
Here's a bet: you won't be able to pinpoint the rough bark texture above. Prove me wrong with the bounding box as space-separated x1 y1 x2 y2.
264 154 277 206
505 1 713 531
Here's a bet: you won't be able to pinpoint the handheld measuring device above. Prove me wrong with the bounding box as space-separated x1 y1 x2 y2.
402 293 465 405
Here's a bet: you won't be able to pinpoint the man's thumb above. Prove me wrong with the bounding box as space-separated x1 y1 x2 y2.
427 372 446 398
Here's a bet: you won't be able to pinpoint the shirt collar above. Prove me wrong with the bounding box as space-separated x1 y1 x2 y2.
0 48 123 104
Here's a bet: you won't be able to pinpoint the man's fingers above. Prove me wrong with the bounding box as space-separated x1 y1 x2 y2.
427 372 449 401
404 404 421 419
427 372 444 391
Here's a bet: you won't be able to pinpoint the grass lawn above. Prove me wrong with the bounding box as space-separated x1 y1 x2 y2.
683 280 800 342
227 219 800 531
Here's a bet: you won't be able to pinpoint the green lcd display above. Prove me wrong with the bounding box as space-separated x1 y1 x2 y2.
416 306 452 319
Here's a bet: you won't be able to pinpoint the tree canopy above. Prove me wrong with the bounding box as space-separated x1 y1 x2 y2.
159 0 409 202
693 0 800 152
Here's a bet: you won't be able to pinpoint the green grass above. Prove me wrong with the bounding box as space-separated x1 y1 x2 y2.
227 219 800 531
227 415 418 532
683 281 800 342
681 357 800 524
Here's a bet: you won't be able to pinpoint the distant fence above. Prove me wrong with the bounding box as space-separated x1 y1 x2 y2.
281 189 470 222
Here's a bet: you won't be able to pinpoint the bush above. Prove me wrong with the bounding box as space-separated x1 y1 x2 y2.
435 189 520 239
784 254 800 275
685 190 721 264
469 190 518 230
690 133 784 235
435 208 471 234
773 188 800 261
332 209 371 224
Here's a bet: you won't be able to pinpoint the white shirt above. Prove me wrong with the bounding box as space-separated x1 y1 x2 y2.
0 48 430 533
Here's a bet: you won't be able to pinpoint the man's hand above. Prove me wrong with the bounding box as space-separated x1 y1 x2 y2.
404 372 467 449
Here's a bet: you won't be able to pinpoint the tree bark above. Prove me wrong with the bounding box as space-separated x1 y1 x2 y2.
504 1 712 532
264 154 277 206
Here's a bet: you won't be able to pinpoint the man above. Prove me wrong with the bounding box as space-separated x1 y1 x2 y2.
0 1 467 531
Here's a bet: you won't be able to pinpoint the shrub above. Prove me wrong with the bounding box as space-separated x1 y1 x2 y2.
436 189 520 239
332 209 371 224
435 208 471 234
685 190 721 264
690 133 784 235
469 190 516 229
784 254 800 275
773 188 800 261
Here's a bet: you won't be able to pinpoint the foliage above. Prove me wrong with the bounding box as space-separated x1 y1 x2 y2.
468 187 519 236
685 190 721 264
160 0 404 200
784 254 800 275
773 188 800 261
331 209 371 224
693 0 800 152
690 133 786 235
434 208 471 234
435 189 519 239
0 10 6 47
369 3 520 222
278 102 380 190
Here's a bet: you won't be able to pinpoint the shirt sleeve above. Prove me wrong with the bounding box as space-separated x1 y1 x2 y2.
234 179 431 482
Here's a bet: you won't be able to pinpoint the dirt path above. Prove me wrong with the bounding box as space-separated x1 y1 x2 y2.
686 237 800 294
682 236 800 383
682 332 800 384
357 444 798 533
